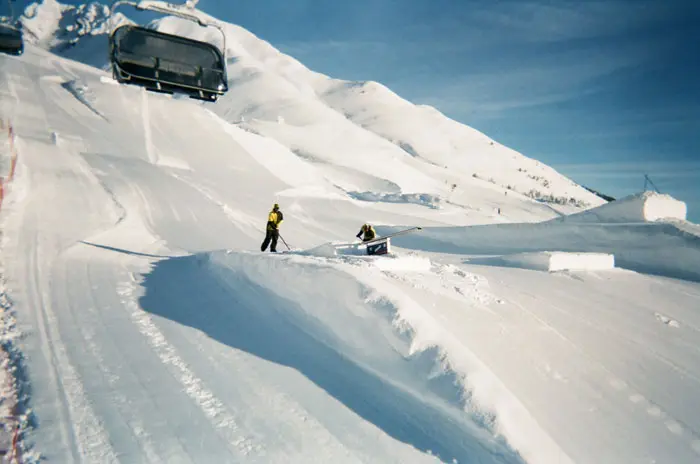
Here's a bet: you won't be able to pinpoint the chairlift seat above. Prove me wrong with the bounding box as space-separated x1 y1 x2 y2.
0 24 23 56
110 25 227 101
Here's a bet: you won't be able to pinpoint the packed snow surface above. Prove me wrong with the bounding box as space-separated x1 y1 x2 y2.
495 252 615 272
563 191 687 223
0 2 699 464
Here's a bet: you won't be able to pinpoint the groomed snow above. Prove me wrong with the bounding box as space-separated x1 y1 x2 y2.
380 214 700 282
0 3 699 464
496 252 615 272
563 191 688 223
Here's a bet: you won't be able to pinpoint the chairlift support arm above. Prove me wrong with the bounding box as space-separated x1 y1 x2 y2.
110 0 226 57
5 0 14 22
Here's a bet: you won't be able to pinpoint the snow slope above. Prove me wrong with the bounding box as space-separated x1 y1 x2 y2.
497 252 615 272
0 44 527 463
1 3 699 464
560 191 687 223
17 0 605 222
376 189 700 283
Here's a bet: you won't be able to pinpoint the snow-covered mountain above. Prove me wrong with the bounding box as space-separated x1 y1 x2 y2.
1 1 699 464
17 0 604 217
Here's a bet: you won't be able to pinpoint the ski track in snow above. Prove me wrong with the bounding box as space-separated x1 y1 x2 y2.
69 288 161 463
4 63 117 462
29 233 119 463
118 276 262 459
169 171 261 233
141 90 158 165
487 271 700 460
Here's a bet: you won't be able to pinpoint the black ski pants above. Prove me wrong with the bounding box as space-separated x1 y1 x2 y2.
261 228 279 252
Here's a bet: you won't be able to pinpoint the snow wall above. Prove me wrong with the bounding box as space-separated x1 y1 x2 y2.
562 191 687 223
500 252 615 272
376 220 700 282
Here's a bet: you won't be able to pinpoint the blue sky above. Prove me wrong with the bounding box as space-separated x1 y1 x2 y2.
10 0 699 220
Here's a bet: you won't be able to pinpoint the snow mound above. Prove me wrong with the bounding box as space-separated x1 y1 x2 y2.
654 312 681 328
563 191 687 223
300 242 344 257
306 241 374 257
378 219 700 282
499 252 615 272
302 241 380 257
300 244 432 271
372 254 432 272
135 251 524 463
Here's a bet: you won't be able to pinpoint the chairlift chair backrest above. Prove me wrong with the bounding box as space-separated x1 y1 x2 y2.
109 0 228 102
0 22 23 56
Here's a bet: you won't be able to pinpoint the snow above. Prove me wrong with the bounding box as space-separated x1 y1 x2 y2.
381 216 700 282
495 252 615 272
0 2 699 464
563 191 688 223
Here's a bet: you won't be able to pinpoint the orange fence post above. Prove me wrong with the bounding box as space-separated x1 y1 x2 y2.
9 156 16 182
5 120 16 181
1 120 19 462
8 122 14 154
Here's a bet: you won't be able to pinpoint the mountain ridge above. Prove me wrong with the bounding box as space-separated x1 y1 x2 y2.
17 0 605 214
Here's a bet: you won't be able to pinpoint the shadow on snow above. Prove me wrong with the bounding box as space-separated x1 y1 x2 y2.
138 253 523 464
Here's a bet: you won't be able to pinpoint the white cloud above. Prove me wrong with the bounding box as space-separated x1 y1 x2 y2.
405 44 650 119
557 160 700 180
467 0 678 43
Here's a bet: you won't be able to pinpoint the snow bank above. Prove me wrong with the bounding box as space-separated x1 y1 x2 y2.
372 254 432 272
303 241 383 257
300 242 343 257
299 243 432 271
0 289 23 463
138 251 523 463
336 259 572 464
499 252 615 272
565 191 687 223
379 216 700 282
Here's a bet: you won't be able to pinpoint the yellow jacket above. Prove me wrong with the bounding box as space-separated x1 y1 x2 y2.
356 224 376 241
267 210 284 230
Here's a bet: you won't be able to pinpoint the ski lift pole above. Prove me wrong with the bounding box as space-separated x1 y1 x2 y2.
643 174 661 194
6 0 15 22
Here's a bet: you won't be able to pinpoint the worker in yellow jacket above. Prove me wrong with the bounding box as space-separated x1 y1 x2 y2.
261 203 284 252
356 223 376 242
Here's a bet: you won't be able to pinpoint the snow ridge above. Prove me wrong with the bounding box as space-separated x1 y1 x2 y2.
336 259 572 464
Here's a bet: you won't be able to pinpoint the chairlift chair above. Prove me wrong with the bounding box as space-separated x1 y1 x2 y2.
0 23 23 56
109 1 228 102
